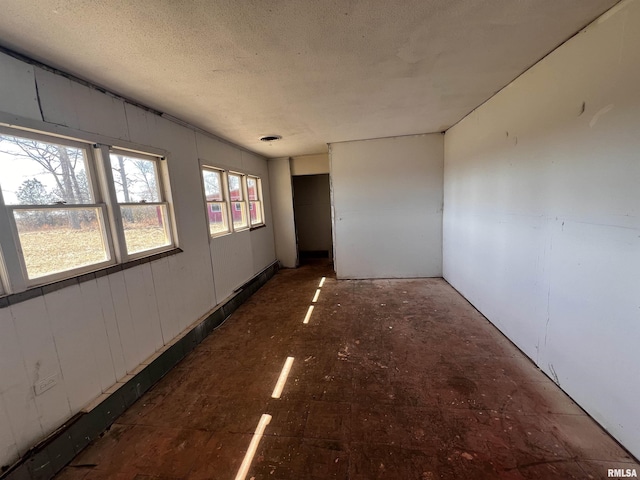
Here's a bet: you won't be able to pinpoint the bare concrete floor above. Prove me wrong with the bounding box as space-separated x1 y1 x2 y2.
55 262 638 479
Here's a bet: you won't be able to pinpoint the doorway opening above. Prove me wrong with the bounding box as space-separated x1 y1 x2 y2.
292 174 333 265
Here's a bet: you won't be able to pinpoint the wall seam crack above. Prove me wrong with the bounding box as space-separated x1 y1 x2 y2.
33 73 45 122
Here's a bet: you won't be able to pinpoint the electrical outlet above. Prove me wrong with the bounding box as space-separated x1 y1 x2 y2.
34 373 58 396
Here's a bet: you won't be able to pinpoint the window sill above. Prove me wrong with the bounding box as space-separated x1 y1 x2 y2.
250 224 267 231
210 231 232 239
0 247 183 309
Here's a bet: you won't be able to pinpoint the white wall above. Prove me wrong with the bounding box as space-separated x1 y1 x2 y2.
290 153 329 176
443 0 640 459
0 53 276 467
267 157 297 268
330 134 443 279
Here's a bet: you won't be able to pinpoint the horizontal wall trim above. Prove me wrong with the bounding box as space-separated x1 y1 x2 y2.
0 248 184 309
0 260 278 480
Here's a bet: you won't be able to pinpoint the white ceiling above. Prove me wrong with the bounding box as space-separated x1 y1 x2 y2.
0 0 618 158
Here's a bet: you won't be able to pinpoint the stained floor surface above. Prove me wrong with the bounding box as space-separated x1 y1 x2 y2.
55 262 638 479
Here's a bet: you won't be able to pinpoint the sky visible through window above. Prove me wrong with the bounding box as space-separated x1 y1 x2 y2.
0 146 59 204
0 135 89 206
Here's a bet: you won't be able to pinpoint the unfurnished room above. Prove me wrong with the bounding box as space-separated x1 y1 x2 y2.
0 1 638 479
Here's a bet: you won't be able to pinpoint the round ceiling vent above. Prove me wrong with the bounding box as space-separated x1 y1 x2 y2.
259 135 282 142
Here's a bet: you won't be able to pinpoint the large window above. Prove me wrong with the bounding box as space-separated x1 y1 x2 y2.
200 166 264 238
0 127 176 292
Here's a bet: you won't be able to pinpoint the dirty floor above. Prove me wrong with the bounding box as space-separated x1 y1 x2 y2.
55 262 638 479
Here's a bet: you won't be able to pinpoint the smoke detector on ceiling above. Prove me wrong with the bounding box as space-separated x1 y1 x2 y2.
259 135 282 142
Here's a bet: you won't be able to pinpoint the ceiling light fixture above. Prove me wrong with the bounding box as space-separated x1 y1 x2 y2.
259 135 282 142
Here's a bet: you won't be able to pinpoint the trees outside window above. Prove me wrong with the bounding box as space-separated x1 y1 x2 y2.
0 128 176 290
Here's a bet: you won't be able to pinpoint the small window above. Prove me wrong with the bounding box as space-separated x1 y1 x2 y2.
109 151 172 255
0 132 111 281
201 167 229 236
247 176 263 226
200 167 265 240
227 172 248 230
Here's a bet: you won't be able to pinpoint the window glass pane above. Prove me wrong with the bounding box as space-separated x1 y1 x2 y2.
231 201 247 229
0 134 93 205
228 174 243 201
250 201 262 225
202 169 223 201
121 204 170 254
207 202 228 235
13 208 109 279
247 177 258 201
110 154 160 203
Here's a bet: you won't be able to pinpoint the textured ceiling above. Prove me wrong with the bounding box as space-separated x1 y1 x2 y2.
0 0 618 158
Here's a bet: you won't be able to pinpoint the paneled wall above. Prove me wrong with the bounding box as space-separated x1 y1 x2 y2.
196 133 276 301
0 52 276 467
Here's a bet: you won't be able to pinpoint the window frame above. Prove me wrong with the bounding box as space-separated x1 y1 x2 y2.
9 204 115 286
247 175 264 227
104 147 175 261
227 171 250 232
200 166 231 238
0 129 116 289
0 250 6 295
199 165 266 241
0 126 177 294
